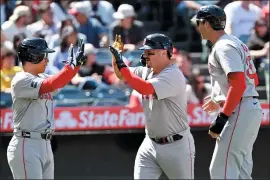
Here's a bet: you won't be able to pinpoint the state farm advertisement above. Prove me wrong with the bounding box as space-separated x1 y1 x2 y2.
1 104 269 132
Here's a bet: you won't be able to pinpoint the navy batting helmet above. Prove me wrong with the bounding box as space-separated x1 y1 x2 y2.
139 33 173 57
192 5 226 30
17 37 55 64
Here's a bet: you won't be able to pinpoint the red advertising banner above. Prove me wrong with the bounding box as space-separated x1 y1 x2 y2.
1 104 269 132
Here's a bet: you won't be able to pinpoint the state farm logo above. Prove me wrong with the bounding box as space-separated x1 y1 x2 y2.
187 106 217 125
78 109 146 128
53 109 146 129
0 112 13 130
55 111 78 129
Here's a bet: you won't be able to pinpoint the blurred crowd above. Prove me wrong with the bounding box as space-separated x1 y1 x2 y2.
1 0 269 107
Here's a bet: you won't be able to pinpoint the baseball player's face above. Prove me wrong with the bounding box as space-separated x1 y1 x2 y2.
35 55 49 73
196 19 209 40
143 49 166 69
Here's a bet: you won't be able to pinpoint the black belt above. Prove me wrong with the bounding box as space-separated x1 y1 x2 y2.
21 131 53 140
151 134 183 144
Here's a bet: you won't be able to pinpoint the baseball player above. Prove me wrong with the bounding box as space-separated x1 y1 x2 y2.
109 34 195 179
6 37 86 179
192 5 262 179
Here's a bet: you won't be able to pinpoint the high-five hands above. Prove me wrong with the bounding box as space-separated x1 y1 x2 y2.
112 34 124 52
109 46 127 70
63 39 87 69
110 34 125 80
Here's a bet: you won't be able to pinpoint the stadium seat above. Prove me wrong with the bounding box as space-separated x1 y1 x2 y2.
53 85 90 100
90 86 130 102
0 92 12 108
96 48 112 65
91 98 128 106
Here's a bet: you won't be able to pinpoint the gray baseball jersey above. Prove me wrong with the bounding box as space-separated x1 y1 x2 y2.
7 72 55 179
11 72 54 132
131 64 189 138
208 34 259 99
207 34 262 179
130 64 195 179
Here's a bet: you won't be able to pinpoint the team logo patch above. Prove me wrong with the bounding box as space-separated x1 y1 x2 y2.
30 80 39 88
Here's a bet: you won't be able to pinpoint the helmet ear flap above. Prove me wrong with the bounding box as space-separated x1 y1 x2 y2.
167 51 172 59
18 47 45 64
140 54 146 66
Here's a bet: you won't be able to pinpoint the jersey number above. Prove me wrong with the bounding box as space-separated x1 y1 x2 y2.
242 44 256 80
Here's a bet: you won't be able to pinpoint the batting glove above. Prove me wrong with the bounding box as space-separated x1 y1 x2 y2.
209 112 229 134
75 39 87 66
109 46 127 70
63 39 87 69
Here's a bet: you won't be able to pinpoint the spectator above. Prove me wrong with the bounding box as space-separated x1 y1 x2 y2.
224 0 262 44
176 1 218 26
186 72 211 105
46 25 80 74
247 19 270 70
15 0 38 23
49 0 68 27
0 45 22 92
68 1 108 48
1 5 31 41
27 3 57 40
0 0 13 26
110 4 144 51
0 0 6 25
71 43 120 87
90 0 116 28
175 50 193 81
48 17 87 49
261 1 269 27
12 33 26 66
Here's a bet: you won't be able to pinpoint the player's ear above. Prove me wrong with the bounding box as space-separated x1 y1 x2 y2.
161 50 167 57
205 21 212 30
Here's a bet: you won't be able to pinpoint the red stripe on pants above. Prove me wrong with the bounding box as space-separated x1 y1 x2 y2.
22 138 27 179
225 101 242 179
188 137 193 179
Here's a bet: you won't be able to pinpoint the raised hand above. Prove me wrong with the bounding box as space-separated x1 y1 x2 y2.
112 34 124 52
109 46 127 70
63 39 87 69
75 39 87 66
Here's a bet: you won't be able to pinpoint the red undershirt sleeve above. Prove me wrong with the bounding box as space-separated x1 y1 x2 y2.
222 72 246 116
39 65 79 94
120 67 155 95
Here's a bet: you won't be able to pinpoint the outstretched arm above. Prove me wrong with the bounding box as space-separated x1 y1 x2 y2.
109 46 155 95
40 39 87 94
